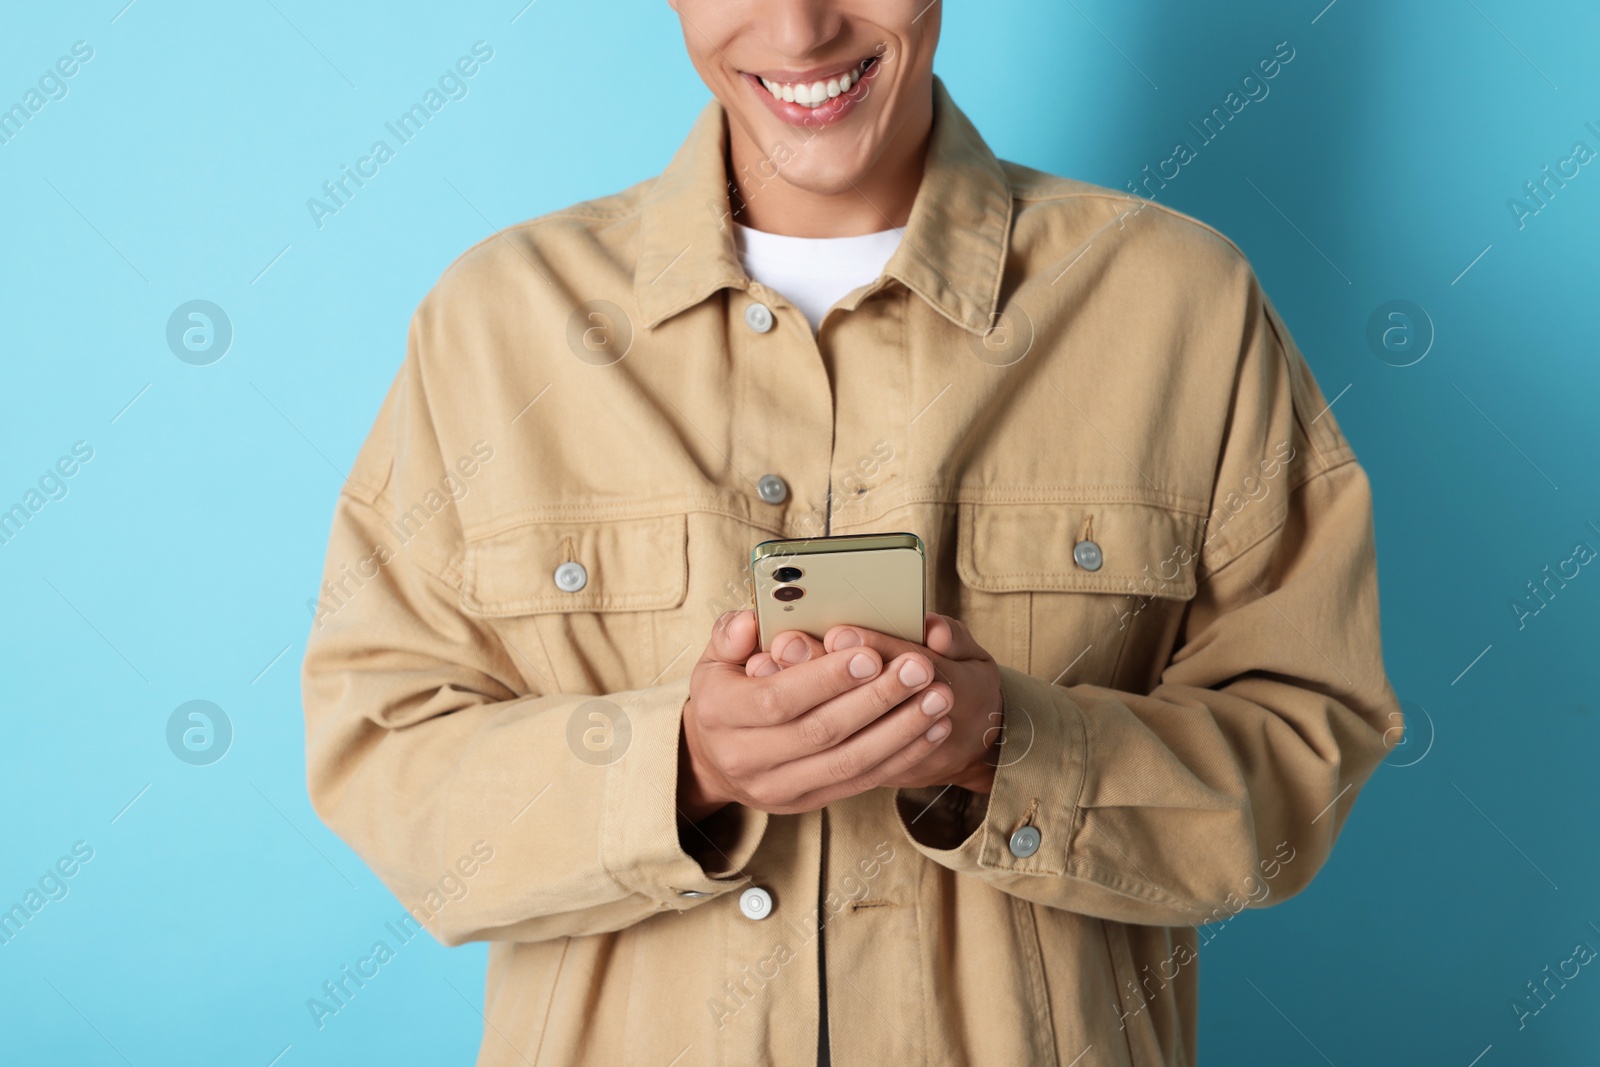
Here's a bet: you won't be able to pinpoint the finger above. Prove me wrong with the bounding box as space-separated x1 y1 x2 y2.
773 654 943 762
766 690 954 809
704 609 759 665
745 653 781 678
923 612 987 661
770 629 827 668
735 644 887 728
823 622 923 663
824 624 957 689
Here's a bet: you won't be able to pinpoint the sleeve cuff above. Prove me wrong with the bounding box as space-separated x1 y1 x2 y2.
895 664 1086 878
602 675 769 908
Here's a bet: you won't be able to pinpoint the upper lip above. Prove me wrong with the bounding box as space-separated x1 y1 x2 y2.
743 55 874 84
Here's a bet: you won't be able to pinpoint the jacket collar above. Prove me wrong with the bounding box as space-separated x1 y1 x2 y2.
633 74 1012 335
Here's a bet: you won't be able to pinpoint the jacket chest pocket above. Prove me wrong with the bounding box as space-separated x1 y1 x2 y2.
458 513 689 695
954 499 1199 690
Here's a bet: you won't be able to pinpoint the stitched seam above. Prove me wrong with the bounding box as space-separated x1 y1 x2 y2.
1198 457 1358 576
1007 185 1252 268
1100 921 1143 1067
528 937 570 1067
339 491 460 589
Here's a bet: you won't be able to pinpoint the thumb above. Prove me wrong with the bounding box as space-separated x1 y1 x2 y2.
706 609 759 664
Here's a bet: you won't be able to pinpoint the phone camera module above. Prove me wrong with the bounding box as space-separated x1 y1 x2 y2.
773 565 803 582
773 585 805 602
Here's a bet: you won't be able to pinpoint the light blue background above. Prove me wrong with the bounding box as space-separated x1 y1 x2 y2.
2 1 1597 1064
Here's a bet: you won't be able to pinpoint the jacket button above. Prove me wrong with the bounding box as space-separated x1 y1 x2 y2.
756 474 788 504
553 561 588 592
738 886 773 920
1009 825 1042 858
744 302 775 334
1072 539 1103 571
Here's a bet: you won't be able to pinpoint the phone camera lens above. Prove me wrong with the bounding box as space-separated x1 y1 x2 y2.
773 565 803 582
773 586 805 602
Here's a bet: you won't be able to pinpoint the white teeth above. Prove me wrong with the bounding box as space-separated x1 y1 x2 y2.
755 62 867 107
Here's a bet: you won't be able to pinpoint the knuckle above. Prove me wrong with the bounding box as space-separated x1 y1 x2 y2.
744 778 780 810
872 670 910 709
718 743 753 783
797 710 835 750
827 746 861 784
751 685 784 726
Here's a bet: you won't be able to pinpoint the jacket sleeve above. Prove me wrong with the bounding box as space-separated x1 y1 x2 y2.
895 275 1404 928
300 321 766 947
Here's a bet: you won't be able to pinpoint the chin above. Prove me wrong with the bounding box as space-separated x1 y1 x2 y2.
779 154 878 196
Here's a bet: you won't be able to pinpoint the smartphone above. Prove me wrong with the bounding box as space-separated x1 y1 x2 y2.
750 532 925 652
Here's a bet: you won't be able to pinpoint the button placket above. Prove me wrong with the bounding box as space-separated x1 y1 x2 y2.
738 886 772 920
744 301 774 334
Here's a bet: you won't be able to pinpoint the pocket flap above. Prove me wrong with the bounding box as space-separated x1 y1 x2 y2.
460 513 688 617
957 500 1198 600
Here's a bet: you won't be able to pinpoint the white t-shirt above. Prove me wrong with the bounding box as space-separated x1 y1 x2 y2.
733 221 903 333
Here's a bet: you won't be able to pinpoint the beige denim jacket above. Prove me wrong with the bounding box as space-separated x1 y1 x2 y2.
301 75 1403 1067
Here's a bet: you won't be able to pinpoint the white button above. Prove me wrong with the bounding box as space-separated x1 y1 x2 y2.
738 886 773 920
553 561 588 592
756 474 788 504
1072 539 1103 571
1009 825 1041 858
744 302 774 333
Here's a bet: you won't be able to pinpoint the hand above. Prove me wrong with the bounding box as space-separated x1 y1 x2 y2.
747 612 1003 795
677 610 958 819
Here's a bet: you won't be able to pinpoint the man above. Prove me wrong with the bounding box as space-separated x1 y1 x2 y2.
301 1 1404 1064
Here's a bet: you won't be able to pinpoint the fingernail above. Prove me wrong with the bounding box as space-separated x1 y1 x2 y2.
898 659 929 687
833 629 862 649
926 721 950 742
779 641 809 664
921 690 948 716
753 659 781 677
849 653 878 678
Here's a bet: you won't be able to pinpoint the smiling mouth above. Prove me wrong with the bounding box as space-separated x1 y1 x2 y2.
751 56 879 108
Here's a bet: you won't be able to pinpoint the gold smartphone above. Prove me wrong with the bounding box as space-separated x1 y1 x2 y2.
750 532 926 652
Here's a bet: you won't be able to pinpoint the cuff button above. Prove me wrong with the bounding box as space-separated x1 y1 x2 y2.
1009 825 1042 858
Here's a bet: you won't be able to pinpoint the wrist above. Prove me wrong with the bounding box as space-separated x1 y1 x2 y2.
677 712 729 824
953 746 1000 794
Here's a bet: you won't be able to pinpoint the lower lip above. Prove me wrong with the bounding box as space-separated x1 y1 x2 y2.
741 59 883 129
